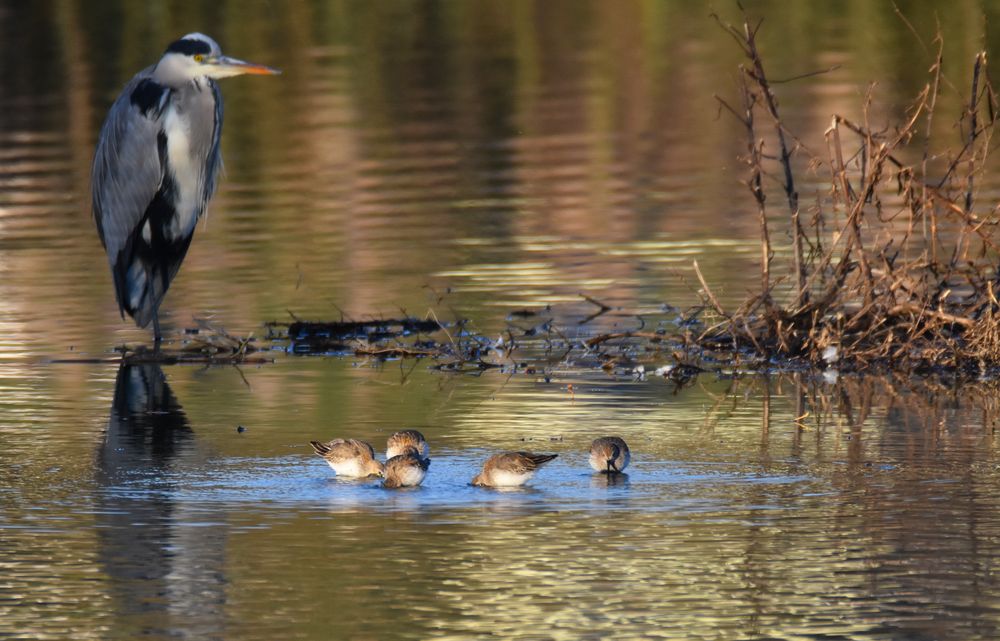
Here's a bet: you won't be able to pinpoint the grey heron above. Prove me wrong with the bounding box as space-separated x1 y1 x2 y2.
92 33 279 343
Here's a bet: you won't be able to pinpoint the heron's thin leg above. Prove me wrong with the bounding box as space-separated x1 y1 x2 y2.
153 310 162 346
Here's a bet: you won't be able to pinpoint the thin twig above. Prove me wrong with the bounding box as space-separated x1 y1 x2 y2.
692 260 727 317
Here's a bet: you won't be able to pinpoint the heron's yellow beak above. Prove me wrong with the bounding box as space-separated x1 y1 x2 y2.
210 55 281 77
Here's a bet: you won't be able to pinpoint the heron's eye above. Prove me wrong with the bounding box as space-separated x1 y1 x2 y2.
193 54 204 63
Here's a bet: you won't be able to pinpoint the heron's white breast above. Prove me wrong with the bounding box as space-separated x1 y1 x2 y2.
161 106 201 240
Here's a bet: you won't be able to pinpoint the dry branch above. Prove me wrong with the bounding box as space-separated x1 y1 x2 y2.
704 11 1000 375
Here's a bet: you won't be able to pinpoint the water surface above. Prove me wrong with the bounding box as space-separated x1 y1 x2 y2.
4 1 1000 639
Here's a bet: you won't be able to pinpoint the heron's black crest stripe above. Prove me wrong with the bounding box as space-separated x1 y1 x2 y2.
164 38 212 56
130 79 167 117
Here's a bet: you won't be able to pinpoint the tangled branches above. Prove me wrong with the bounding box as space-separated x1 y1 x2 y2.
706 10 1000 375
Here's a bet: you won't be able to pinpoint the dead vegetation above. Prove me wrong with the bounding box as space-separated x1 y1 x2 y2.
120 320 271 365
699 10 1000 375
254 302 713 387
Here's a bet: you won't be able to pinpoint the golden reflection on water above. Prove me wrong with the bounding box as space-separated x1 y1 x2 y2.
2 0 998 357
3 360 1000 639
5 1 1000 639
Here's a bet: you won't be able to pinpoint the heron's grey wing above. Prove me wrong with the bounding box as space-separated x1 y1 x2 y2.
202 80 224 206
92 71 166 269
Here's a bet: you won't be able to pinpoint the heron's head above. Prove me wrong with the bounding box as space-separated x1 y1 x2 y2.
154 33 280 86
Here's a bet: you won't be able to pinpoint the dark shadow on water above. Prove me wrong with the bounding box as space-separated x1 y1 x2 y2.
469 484 543 494
590 472 631 488
323 474 382 486
95 364 226 640
99 363 191 469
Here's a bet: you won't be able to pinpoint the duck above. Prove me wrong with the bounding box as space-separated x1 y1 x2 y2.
471 451 558 487
588 436 630 474
309 438 384 478
382 446 431 488
386 429 429 459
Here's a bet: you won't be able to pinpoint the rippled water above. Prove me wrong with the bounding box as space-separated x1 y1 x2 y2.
8 361 1000 640
5 1 1000 640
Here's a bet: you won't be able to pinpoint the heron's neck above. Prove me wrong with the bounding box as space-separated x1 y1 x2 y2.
153 53 208 89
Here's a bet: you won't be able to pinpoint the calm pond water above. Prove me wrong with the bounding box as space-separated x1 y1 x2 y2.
5 1 1000 639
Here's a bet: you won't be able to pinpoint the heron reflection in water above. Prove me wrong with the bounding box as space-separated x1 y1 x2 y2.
95 364 224 638
92 33 279 343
